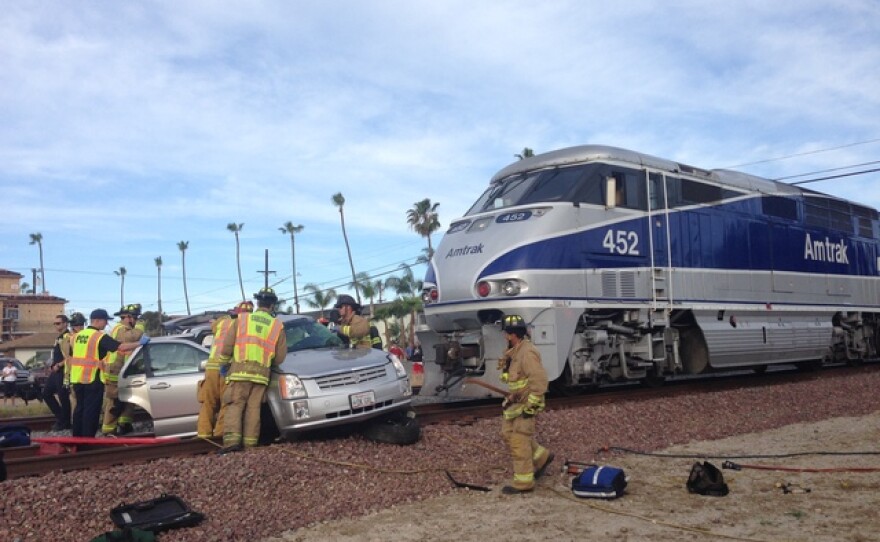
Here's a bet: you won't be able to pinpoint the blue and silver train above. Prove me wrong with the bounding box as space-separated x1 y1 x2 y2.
416 145 880 396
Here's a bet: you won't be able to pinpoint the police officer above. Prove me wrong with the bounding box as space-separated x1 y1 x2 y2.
44 314 73 430
498 315 554 494
101 304 145 436
334 294 371 349
197 301 253 439
218 289 287 453
70 309 147 437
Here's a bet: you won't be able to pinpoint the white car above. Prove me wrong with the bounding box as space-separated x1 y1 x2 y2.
118 315 417 443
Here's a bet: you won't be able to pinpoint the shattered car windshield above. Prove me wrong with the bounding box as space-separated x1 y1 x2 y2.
285 319 345 352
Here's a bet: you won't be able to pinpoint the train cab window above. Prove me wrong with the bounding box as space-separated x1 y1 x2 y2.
681 179 723 204
762 196 798 221
609 170 647 210
648 173 667 209
464 171 541 215
519 166 586 205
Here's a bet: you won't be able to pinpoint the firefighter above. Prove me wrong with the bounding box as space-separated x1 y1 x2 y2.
498 315 554 494
333 294 371 349
70 309 146 437
197 301 253 439
217 288 287 454
100 304 145 436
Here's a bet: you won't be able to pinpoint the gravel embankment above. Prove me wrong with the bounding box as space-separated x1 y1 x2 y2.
2 368 879 542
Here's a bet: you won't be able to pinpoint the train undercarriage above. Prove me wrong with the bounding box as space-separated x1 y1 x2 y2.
422 307 880 396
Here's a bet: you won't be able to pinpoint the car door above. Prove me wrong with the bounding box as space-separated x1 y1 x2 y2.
127 341 207 437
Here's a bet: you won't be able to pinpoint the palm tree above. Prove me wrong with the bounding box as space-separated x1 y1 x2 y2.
406 199 441 260
352 272 378 317
515 147 535 160
385 264 423 346
178 241 191 315
113 266 127 308
303 283 337 319
19 282 31 294
279 221 305 314
332 192 360 305
227 222 246 300
155 256 163 319
372 278 386 303
28 233 46 293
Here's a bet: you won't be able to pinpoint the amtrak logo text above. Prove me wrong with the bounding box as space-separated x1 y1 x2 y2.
804 233 849 264
445 243 484 259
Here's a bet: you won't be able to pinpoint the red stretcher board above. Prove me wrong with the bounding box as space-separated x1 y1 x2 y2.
32 436 180 446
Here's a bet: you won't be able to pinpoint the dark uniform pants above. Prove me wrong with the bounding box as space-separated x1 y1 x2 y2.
43 369 71 428
72 380 105 437
222 381 266 448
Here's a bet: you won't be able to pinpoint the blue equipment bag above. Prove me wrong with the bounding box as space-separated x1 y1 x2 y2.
0 425 31 448
571 465 627 499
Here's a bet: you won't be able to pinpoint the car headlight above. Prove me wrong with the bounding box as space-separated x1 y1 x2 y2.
390 356 407 379
278 374 307 399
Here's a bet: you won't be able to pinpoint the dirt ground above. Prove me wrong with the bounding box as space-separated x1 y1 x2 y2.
271 411 880 542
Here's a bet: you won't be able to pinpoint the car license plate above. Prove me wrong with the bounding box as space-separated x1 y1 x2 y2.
350 390 375 409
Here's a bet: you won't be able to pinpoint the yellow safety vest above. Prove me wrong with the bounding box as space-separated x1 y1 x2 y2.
229 311 283 385
101 323 125 384
206 316 234 370
69 328 105 385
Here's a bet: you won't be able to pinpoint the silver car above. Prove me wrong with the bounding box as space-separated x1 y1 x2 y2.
118 315 413 440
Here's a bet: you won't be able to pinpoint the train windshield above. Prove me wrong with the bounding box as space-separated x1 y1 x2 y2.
464 164 602 216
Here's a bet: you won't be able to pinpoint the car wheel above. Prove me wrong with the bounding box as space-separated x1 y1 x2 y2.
361 409 421 445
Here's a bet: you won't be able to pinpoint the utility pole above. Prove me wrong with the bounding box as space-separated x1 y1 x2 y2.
31 268 38 295
256 249 276 289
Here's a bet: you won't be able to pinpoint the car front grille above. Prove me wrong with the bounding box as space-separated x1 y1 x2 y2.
314 366 388 390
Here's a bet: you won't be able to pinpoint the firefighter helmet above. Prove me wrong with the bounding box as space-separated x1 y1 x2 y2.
333 294 361 312
231 301 254 314
253 287 278 304
502 314 527 333
69 312 87 327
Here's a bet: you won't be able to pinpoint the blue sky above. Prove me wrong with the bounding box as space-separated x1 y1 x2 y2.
2 1 879 317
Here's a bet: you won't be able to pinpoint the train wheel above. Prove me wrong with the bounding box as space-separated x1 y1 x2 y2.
549 363 578 396
680 327 709 374
795 359 822 372
641 372 665 388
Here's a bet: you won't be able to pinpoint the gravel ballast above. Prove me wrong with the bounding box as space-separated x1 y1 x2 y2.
2 368 879 542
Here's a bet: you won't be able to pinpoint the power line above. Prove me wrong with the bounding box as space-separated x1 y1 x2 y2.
723 137 880 169
774 160 880 181
789 167 880 186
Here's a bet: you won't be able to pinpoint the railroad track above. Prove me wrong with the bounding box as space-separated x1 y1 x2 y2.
3 364 876 481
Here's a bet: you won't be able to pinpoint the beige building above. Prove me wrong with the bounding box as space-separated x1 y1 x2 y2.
0 268 67 347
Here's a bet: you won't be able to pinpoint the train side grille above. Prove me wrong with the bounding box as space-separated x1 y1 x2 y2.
620 271 636 298
601 272 617 297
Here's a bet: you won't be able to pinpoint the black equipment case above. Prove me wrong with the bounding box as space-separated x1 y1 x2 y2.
109 494 204 532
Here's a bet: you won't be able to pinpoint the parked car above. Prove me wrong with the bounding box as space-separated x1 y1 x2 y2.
0 357 38 401
117 314 415 442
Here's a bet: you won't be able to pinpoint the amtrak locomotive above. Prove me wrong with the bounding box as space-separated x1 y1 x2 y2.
416 145 880 396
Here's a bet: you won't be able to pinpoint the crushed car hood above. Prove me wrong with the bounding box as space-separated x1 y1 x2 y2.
275 347 390 378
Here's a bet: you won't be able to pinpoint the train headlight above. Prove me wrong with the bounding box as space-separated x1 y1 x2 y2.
501 280 521 296
477 281 492 297
421 288 439 304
